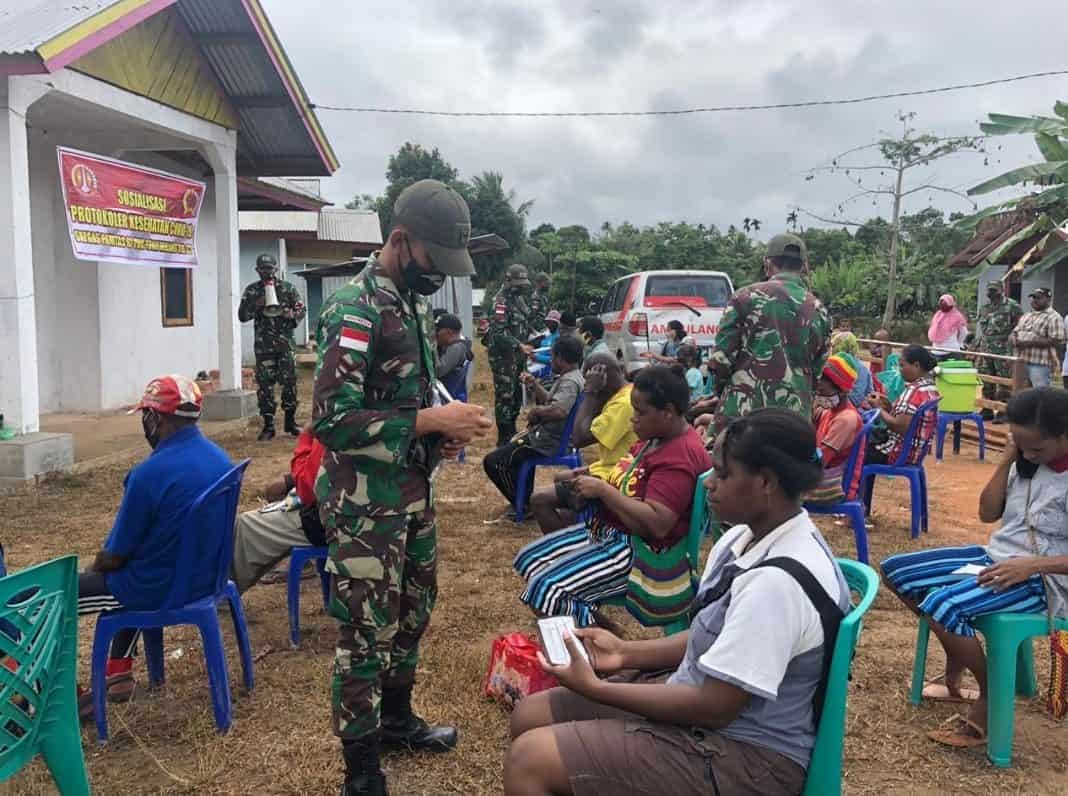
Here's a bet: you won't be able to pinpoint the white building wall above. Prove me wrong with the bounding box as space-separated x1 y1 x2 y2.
978 265 1055 312
238 236 291 364
28 128 223 412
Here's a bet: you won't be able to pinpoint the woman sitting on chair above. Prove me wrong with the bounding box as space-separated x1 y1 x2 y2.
504 409 849 796
866 344 940 466
513 365 710 627
807 355 865 506
882 387 1068 748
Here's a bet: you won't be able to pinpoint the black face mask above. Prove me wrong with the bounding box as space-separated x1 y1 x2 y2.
401 239 446 295
142 410 161 449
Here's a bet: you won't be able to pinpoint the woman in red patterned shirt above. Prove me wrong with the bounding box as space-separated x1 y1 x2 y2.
866 344 940 466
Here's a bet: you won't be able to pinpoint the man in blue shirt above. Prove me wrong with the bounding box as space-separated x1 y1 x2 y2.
77 375 232 715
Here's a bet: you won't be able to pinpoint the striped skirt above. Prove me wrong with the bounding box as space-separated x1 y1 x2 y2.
881 545 1046 638
513 523 632 627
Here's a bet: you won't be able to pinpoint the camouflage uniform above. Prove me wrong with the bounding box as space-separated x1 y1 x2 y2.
312 256 439 741
530 276 551 324
709 272 830 436
238 279 305 417
977 296 1023 403
485 283 534 440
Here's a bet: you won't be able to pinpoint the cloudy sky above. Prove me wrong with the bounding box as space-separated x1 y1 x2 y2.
263 0 1063 237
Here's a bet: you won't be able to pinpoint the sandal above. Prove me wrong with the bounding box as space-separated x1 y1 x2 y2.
921 673 980 703
77 673 137 722
927 713 987 748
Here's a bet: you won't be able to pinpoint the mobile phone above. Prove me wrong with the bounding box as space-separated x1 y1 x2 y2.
537 617 590 667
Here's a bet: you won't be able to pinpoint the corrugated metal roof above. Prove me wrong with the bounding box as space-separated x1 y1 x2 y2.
260 177 321 200
0 0 118 55
318 210 382 245
238 209 383 245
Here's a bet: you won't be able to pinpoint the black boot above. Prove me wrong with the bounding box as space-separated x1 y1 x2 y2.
257 415 275 441
284 409 299 436
341 737 388 796
496 421 516 449
380 685 458 752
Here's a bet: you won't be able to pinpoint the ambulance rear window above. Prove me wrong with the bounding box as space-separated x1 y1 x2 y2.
644 275 731 308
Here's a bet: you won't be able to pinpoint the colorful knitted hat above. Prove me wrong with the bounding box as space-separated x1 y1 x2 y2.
822 354 858 393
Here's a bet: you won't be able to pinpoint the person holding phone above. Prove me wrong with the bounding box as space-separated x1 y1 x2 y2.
504 409 848 796
865 344 939 466
881 387 1068 748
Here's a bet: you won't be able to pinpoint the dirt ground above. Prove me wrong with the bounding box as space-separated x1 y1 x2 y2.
5 350 1068 795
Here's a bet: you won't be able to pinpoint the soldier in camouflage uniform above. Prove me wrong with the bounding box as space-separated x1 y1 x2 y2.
709 233 830 438
238 254 306 440
530 271 552 322
313 180 491 796
485 264 537 446
976 281 1023 415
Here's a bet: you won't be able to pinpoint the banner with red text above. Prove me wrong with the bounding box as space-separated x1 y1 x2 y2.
57 147 205 268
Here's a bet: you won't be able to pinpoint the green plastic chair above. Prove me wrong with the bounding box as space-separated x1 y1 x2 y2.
603 468 716 635
802 558 879 796
909 611 1059 767
0 555 90 794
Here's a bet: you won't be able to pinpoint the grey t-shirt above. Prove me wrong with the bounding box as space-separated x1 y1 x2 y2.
668 513 849 769
986 462 1068 618
528 369 584 454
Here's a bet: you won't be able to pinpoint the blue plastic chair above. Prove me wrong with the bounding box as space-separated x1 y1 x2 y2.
443 360 472 463
89 459 254 742
287 546 331 648
861 400 939 539
935 411 986 462
805 409 879 564
513 394 586 520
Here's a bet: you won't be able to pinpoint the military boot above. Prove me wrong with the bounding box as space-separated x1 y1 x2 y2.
380 685 458 752
496 421 516 449
341 738 388 796
257 415 275 442
284 410 299 436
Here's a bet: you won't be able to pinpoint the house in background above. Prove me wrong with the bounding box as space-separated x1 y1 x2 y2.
0 0 338 482
949 203 1068 315
239 194 381 362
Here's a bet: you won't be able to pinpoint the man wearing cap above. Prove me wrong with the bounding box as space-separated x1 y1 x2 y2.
708 232 830 438
530 271 552 322
532 310 561 367
485 264 537 446
1011 287 1067 388
239 253 306 441
76 376 232 714
976 281 1023 413
434 312 473 396
313 179 492 796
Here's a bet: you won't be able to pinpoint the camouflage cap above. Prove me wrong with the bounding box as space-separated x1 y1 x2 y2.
506 264 531 286
534 271 551 285
766 233 807 260
256 253 278 269
392 179 475 277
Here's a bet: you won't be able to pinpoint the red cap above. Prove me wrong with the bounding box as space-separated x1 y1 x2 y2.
129 375 203 418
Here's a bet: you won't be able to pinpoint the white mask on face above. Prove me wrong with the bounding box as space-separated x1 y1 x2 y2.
814 394 841 410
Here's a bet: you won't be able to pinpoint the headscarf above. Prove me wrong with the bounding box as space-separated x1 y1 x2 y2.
831 331 860 356
928 294 968 346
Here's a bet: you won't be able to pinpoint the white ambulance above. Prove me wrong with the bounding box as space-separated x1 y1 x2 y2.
598 269 734 374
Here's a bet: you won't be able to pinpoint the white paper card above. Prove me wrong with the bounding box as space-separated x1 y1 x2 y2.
952 563 986 576
538 617 591 666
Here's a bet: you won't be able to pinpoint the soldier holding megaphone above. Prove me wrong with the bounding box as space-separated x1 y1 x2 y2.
239 253 306 440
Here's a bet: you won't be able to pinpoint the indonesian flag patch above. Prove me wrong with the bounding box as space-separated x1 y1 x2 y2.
340 326 370 352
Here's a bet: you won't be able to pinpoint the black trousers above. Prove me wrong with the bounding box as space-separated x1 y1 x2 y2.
78 570 138 659
484 442 544 505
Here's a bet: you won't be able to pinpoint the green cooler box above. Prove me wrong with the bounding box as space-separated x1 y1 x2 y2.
935 359 981 413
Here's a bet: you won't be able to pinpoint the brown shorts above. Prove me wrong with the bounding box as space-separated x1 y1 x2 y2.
548 673 806 796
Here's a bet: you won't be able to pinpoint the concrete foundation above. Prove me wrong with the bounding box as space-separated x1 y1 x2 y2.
0 432 74 482
201 389 257 422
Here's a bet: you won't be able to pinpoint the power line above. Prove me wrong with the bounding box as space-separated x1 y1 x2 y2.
310 69 1068 118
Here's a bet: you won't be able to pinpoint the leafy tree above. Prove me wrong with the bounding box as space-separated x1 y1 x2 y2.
466 171 533 287
552 249 638 313
377 143 462 233
530 222 556 237
345 193 378 210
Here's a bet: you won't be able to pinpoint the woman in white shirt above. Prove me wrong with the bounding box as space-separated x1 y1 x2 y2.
503 409 849 796
927 293 969 353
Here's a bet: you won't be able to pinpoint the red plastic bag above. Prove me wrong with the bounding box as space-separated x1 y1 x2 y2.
483 632 558 709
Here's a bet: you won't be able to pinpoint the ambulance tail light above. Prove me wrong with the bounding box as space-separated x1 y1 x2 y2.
628 313 649 338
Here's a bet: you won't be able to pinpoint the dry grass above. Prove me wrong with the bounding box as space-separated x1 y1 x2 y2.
4 348 1068 794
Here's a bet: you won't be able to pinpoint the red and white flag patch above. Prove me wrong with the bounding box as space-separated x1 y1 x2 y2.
339 327 370 352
